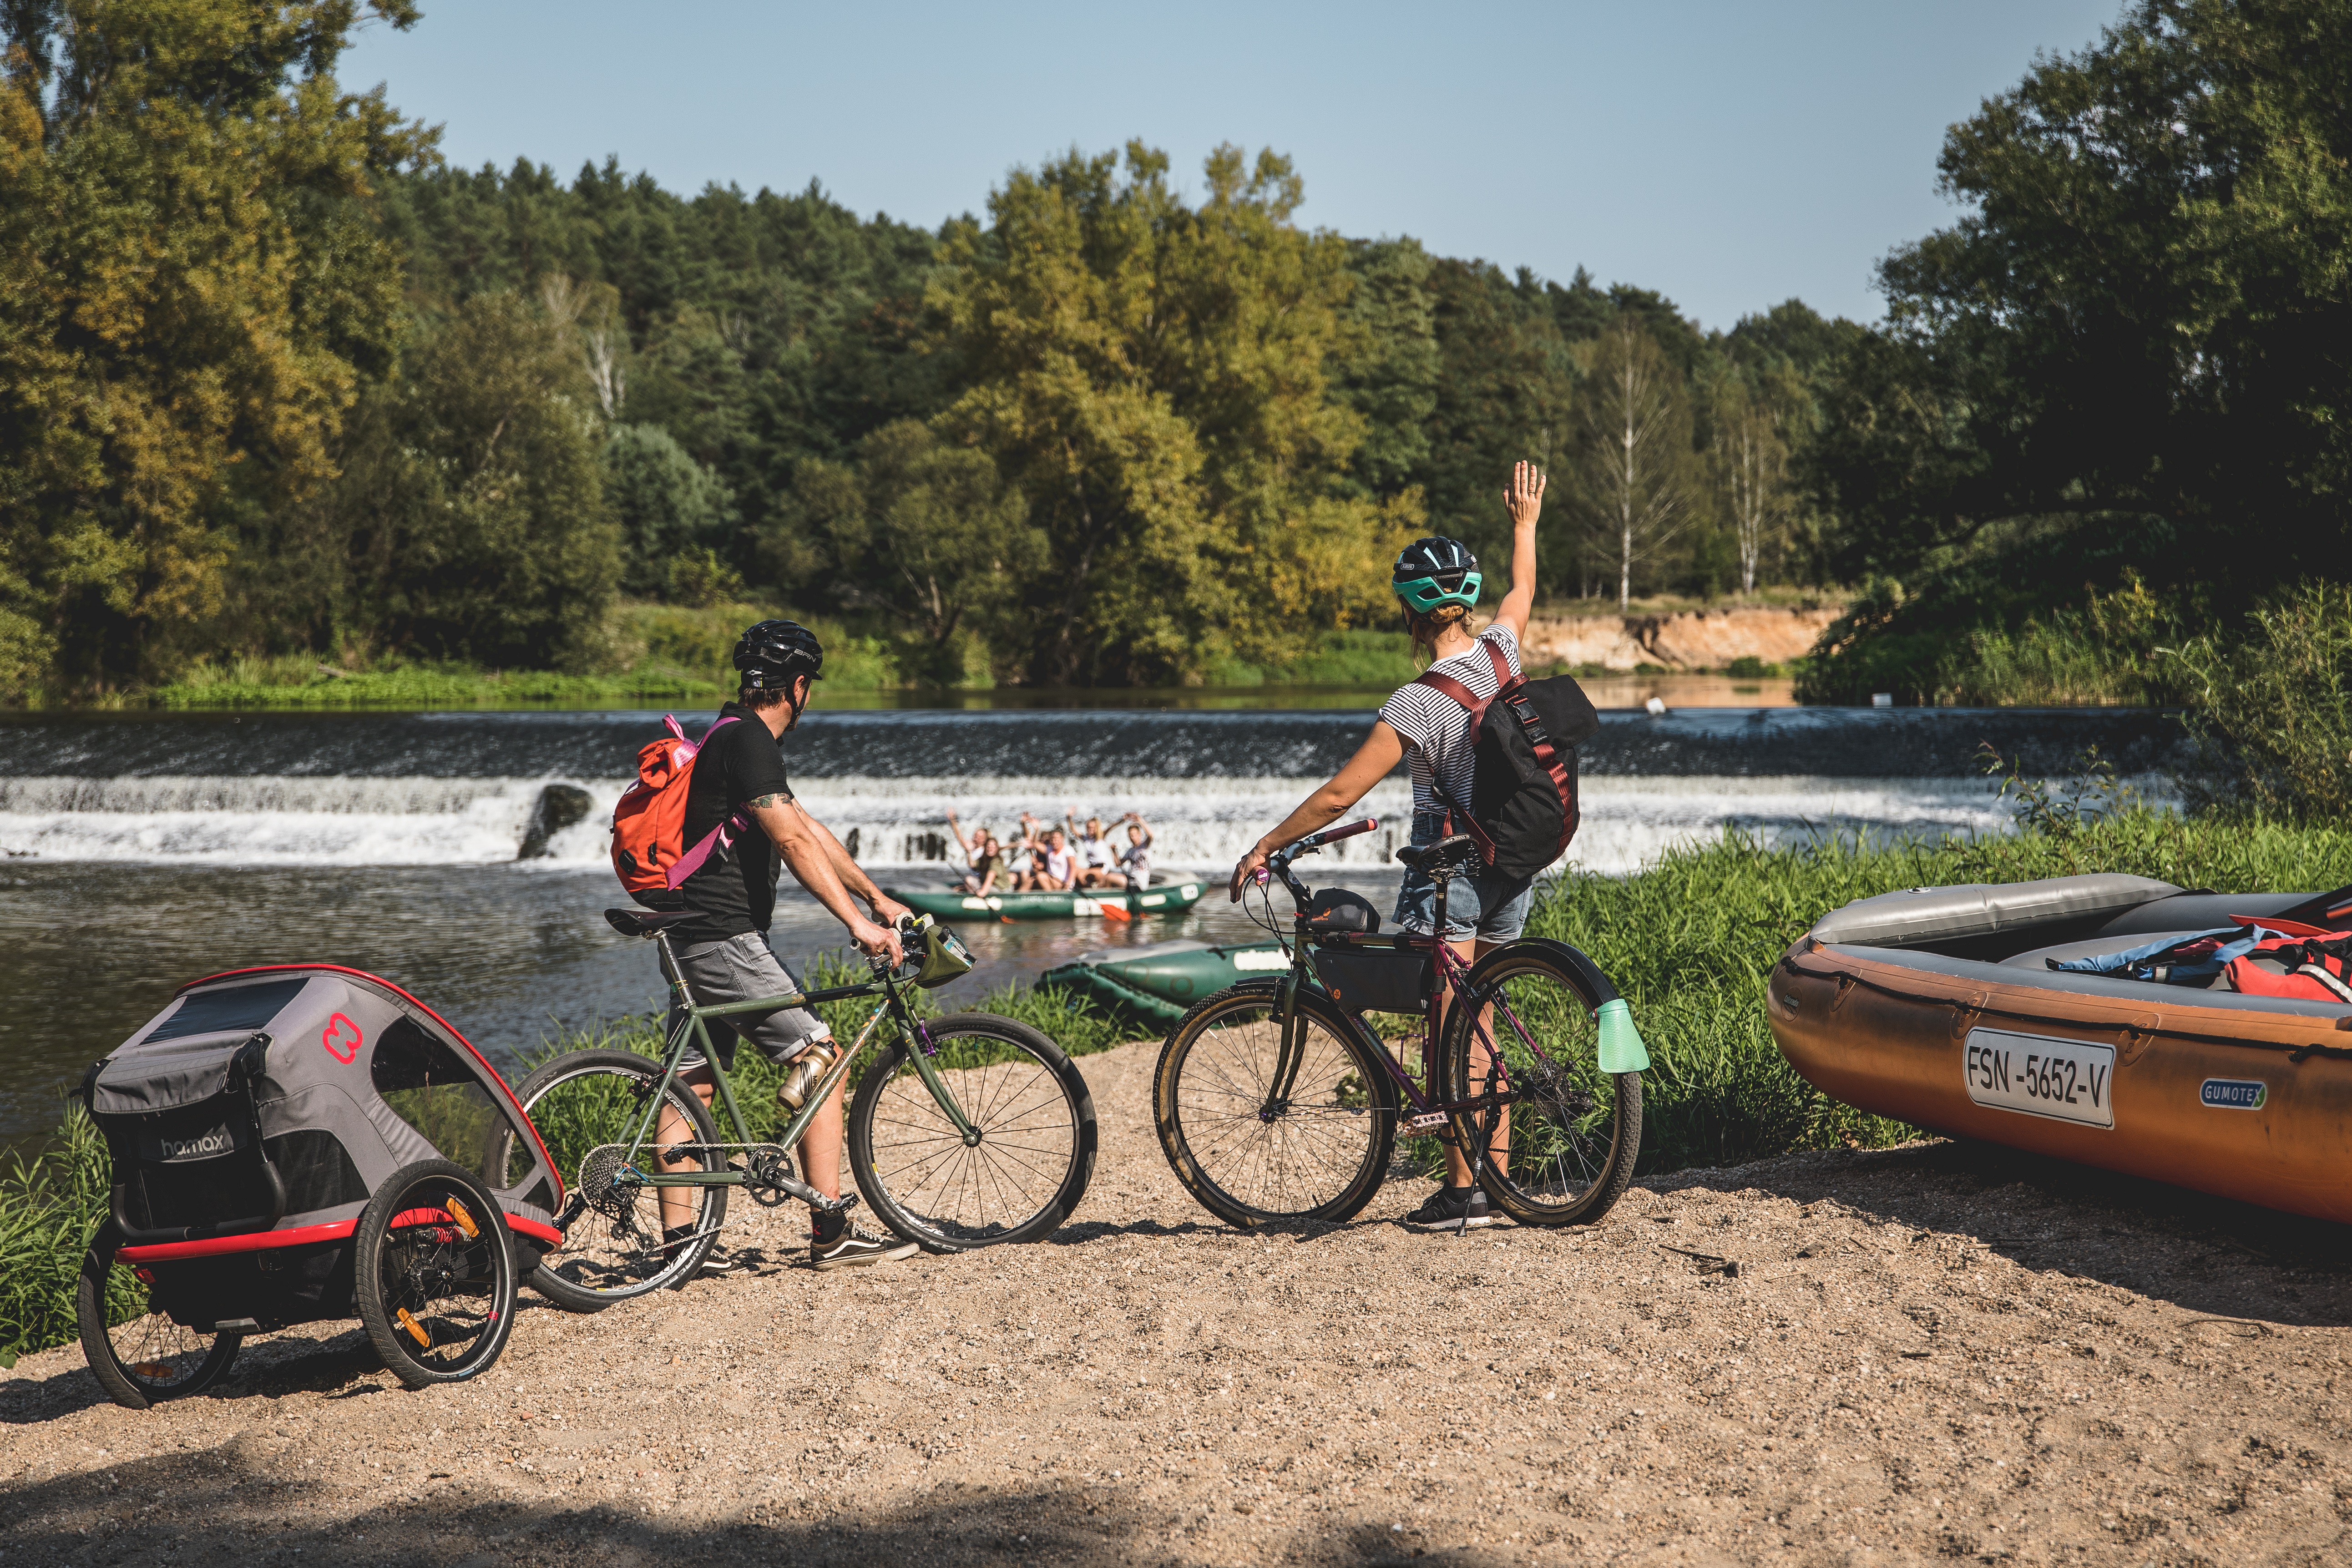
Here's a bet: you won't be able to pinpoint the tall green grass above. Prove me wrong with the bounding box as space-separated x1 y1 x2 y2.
0 1107 137 1368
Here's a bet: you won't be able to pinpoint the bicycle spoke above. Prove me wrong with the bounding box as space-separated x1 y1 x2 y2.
1163 998 1387 1225
853 1025 1085 1246
1447 956 1637 1226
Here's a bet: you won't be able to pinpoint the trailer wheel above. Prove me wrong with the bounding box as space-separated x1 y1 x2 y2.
355 1159 518 1389
76 1234 241 1410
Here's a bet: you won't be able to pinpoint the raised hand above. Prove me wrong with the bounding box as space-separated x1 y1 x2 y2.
1504 459 1546 528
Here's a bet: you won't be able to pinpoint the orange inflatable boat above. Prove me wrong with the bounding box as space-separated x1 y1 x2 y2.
1769 875 2352 1222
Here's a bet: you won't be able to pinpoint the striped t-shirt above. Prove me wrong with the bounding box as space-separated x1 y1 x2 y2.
1377 624 1524 817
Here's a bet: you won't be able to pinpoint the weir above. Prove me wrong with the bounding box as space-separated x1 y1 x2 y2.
0 706 2175 873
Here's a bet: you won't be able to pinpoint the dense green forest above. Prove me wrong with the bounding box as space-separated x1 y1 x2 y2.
0 0 1853 700
1 0 2346 731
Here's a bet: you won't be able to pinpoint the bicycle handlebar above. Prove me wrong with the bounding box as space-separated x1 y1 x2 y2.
1300 816 1378 850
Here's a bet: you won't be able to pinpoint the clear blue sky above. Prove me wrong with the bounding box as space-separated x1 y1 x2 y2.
344 0 2124 331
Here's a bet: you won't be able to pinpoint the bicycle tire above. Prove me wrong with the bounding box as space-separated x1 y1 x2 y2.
75 1236 241 1410
1154 981 1398 1229
355 1158 519 1388
849 1012 1096 1251
510 1047 726 1310
1442 940 1641 1228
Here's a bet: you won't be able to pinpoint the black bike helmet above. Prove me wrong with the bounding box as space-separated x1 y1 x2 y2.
1391 536 1481 613
733 619 824 693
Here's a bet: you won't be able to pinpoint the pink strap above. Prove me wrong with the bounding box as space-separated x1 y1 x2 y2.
661 716 746 890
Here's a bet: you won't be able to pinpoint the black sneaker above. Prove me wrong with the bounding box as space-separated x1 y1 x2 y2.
662 1225 744 1277
1403 1185 1494 1229
810 1229 920 1271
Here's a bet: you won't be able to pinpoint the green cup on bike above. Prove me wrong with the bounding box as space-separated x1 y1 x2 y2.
1596 997 1650 1073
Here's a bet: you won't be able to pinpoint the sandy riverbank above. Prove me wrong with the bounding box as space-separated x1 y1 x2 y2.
5 1036 2349 1566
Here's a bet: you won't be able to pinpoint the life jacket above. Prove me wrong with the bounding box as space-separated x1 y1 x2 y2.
1412 640 1598 882
2222 919 2352 1002
611 714 747 909
2054 916 2352 1001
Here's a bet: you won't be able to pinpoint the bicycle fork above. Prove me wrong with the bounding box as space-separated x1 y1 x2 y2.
1263 969 1312 1123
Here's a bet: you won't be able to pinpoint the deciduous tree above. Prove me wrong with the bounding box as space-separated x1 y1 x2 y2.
932 142 1411 683
1567 319 1700 608
0 0 432 697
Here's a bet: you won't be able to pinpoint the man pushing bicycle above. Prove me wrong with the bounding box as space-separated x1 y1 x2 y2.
655 619 921 1271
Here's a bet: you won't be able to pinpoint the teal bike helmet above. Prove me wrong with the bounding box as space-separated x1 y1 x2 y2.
1392 537 1481 614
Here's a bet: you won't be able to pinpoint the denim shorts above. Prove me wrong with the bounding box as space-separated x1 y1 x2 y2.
665 933 831 1072
1392 814 1533 942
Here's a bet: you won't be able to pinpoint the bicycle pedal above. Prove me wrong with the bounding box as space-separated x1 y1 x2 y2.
1402 1111 1449 1133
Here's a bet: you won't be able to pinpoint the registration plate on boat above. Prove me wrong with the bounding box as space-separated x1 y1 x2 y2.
1962 1028 2114 1129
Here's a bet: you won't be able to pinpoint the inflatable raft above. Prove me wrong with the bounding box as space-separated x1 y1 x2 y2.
888 880 1206 922
1040 938 1289 1025
1770 874 2352 1222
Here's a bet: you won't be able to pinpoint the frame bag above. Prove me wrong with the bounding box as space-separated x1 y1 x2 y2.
1415 641 1597 882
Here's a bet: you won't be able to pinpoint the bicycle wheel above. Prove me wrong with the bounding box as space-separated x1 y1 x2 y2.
1443 942 1641 1227
849 1013 1096 1250
509 1047 726 1309
355 1159 518 1388
1155 982 1398 1229
76 1238 241 1410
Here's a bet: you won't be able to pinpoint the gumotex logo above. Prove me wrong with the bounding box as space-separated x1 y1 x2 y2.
2200 1078 2267 1110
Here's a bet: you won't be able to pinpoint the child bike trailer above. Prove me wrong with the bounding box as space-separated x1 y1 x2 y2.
74 964 568 1407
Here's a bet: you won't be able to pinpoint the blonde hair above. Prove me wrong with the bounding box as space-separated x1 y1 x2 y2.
1405 603 1471 665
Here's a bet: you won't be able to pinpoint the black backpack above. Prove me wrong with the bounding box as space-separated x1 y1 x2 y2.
1414 640 1597 882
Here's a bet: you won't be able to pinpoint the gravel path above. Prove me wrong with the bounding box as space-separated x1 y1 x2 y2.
6 1036 2352 1566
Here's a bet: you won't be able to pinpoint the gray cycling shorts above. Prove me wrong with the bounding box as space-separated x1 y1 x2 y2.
665 933 831 1073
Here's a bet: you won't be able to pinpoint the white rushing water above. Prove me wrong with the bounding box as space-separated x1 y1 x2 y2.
0 773 2022 875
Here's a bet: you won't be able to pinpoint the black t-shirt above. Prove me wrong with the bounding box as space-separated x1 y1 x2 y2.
674 703 794 945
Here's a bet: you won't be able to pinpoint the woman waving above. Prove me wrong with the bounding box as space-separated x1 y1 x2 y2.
1228 462 1547 1228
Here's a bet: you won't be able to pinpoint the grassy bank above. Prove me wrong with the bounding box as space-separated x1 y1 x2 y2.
101 597 1843 710
142 602 912 709
9 809 2347 1363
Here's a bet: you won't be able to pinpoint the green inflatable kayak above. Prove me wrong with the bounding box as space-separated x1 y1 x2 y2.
885 880 1208 923
1038 938 1289 1026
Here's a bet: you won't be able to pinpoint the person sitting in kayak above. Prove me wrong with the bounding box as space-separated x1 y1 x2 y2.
945 812 1004 896
1227 461 1548 1233
1004 813 1043 888
1068 814 1121 888
1101 812 1154 889
1032 826 1077 891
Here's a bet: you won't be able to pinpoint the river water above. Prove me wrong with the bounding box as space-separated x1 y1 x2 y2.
0 704 2188 1142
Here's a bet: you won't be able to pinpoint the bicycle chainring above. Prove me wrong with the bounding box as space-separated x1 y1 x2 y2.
744 1144 796 1208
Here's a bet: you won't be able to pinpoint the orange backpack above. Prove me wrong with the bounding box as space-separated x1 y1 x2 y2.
612 714 743 907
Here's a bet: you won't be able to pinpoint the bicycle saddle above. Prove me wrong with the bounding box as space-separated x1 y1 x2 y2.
1396 834 1480 874
604 908 696 939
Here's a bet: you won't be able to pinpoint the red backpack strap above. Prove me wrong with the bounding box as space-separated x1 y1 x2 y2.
1483 637 1514 689
1414 668 1486 714
1411 667 1499 865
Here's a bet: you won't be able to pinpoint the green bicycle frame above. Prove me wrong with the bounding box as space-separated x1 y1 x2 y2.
621 950 978 1200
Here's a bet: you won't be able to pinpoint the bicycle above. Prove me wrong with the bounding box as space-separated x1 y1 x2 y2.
507 911 1098 1308
1152 818 1649 1232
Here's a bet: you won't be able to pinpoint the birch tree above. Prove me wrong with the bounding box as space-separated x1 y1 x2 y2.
1568 319 1698 608
1711 374 1792 595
